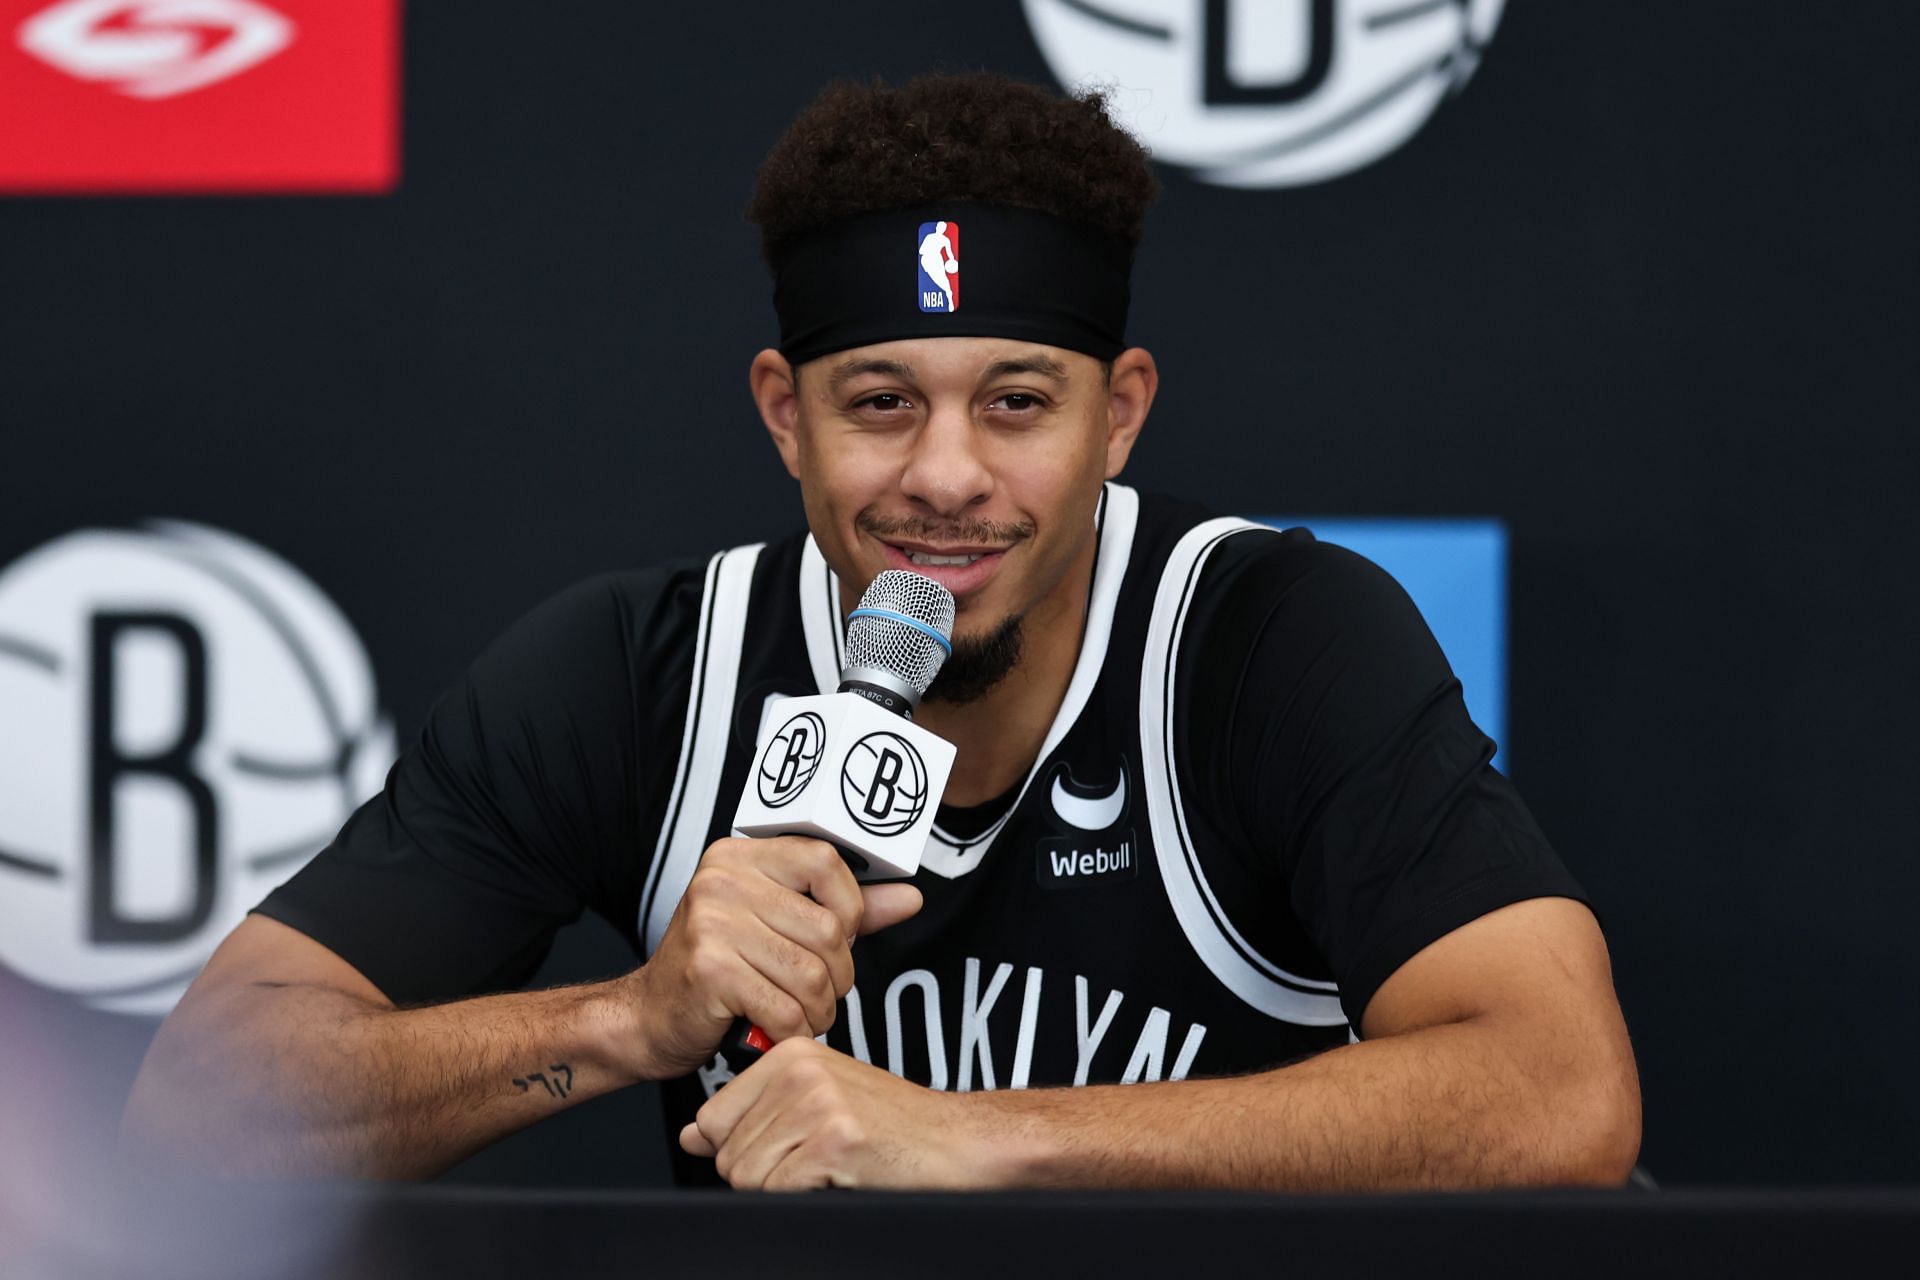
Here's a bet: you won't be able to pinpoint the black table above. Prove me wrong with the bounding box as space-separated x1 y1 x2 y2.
14 1182 1919 1278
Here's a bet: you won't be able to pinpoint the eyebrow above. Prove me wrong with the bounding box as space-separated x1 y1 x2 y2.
824 353 1075 393
827 358 915 392
979 356 1070 388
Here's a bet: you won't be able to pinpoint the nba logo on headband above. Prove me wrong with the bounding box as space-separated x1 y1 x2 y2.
916 220 959 313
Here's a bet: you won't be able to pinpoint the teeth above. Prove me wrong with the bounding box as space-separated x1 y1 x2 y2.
908 551 982 567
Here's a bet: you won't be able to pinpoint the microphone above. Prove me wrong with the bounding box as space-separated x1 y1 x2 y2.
716 570 959 1067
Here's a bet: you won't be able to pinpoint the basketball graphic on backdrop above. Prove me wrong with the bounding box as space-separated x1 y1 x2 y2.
757 710 826 807
0 521 394 1017
840 731 928 837
1021 0 1506 188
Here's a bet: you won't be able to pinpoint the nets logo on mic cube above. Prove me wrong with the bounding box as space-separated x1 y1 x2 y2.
733 693 955 881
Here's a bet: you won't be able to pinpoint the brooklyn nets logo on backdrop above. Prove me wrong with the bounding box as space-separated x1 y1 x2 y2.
0 521 393 1016
1021 0 1506 188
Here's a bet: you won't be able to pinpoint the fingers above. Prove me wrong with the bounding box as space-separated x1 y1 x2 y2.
733 918 839 1038
714 1100 807 1190
685 1041 837 1190
856 882 924 936
683 1039 779 1159
755 888 855 999
743 837 864 941
688 839 856 1013
689 937 819 1042
761 1145 834 1192
658 838 914 1074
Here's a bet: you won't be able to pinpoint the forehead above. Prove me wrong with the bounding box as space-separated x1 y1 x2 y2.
805 337 1099 391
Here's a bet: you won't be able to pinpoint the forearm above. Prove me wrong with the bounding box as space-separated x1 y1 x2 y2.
122 977 639 1180
967 1014 1641 1192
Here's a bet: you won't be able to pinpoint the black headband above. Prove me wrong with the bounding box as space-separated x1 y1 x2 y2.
772 203 1132 367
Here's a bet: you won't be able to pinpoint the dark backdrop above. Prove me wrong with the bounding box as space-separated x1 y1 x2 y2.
2 1 1916 1188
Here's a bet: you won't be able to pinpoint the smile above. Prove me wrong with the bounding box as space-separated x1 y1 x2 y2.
877 540 1012 596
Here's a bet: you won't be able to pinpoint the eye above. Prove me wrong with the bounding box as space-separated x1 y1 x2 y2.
854 393 911 412
992 393 1045 412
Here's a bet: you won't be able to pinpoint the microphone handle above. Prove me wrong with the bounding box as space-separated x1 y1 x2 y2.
717 1014 777 1066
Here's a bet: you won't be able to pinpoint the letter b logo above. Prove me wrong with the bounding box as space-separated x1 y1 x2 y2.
841 732 928 837
758 711 826 807
0 523 395 1015
87 612 219 945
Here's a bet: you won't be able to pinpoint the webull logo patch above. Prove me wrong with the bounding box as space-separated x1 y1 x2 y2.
1036 830 1139 889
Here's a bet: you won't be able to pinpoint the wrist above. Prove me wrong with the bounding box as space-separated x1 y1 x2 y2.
581 971 656 1086
952 1088 1062 1189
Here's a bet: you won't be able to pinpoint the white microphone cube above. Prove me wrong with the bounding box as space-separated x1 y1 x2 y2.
732 693 955 881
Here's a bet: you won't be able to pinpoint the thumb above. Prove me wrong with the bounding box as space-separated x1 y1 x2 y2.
855 882 924 936
679 1122 716 1158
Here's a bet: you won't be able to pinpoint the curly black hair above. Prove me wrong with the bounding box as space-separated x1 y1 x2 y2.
748 72 1159 266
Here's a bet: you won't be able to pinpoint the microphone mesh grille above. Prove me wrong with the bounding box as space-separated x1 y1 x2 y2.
844 570 955 697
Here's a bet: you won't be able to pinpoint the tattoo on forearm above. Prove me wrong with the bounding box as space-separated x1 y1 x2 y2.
511 1063 574 1098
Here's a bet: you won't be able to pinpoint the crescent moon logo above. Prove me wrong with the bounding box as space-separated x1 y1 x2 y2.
1049 761 1128 833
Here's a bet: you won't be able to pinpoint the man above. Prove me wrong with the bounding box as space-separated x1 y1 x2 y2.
123 73 1640 1191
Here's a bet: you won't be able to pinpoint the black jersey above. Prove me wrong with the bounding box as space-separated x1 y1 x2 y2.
255 484 1586 1187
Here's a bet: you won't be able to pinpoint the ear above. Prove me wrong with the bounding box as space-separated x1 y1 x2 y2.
750 348 802 479
1102 346 1158 479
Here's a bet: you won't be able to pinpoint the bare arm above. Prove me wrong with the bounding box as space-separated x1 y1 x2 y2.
121 838 923 1180
120 915 640 1180
683 897 1641 1190
976 897 1642 1189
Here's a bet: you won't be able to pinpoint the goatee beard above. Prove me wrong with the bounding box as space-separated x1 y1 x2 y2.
924 612 1024 705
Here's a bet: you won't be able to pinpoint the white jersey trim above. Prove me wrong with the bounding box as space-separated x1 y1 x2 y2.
640 542 763 955
798 534 843 700
1139 519 1348 1027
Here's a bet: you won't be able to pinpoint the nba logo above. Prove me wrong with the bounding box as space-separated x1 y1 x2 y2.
916 220 959 313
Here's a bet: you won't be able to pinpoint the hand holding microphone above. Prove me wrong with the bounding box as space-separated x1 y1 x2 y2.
625 571 958 1082
628 833 923 1082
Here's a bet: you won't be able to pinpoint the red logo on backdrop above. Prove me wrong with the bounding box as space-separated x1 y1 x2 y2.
0 0 400 193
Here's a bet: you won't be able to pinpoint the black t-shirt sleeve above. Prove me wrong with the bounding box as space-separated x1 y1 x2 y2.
1185 531 1589 1030
252 568 693 1005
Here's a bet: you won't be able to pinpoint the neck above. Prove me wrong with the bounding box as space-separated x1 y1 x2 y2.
852 534 1096 807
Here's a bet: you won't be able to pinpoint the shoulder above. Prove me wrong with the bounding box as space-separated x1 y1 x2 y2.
1122 492 1396 603
479 533 798 674
1182 525 1413 637
1169 524 1457 792
468 561 707 689
445 538 793 750
1115 492 1429 657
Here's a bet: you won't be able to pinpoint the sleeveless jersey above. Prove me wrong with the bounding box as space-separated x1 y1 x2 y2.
257 482 1584 1189
648 485 1362 1185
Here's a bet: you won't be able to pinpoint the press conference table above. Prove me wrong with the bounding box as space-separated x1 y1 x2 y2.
42 1180 1920 1278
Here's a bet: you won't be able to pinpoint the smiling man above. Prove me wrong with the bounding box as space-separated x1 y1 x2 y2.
123 73 1639 1191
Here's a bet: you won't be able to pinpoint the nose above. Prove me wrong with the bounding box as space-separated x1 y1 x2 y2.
898 401 993 519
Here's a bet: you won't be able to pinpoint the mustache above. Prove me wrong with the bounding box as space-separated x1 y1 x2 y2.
857 512 1035 548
